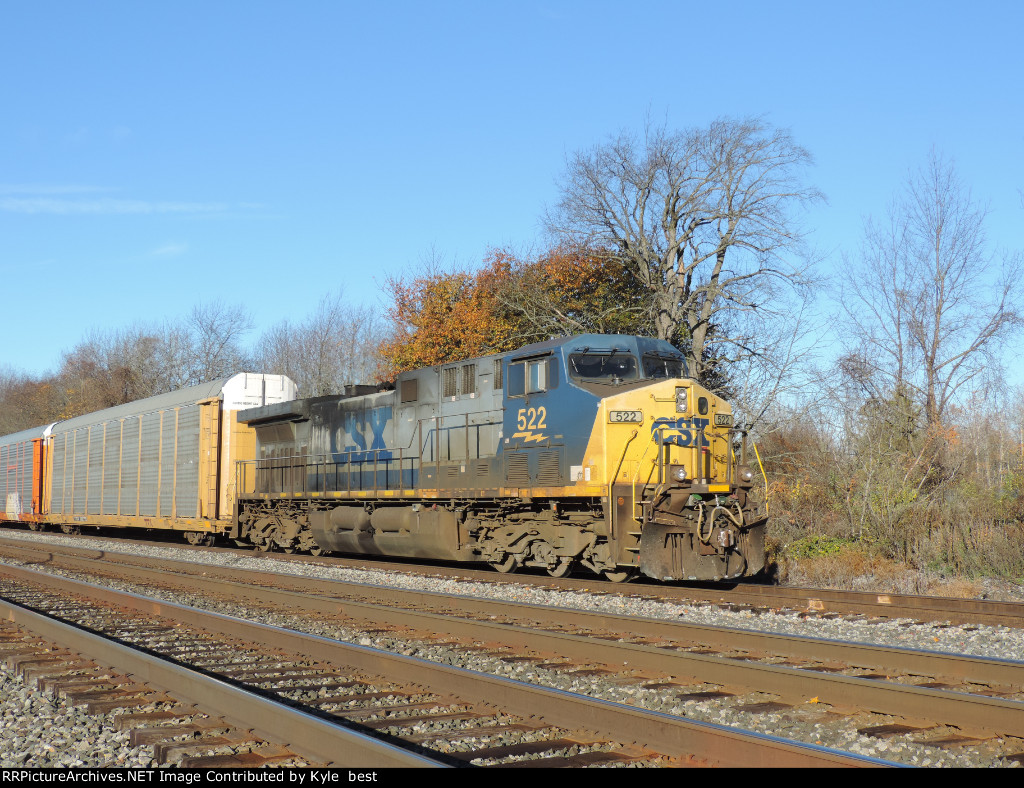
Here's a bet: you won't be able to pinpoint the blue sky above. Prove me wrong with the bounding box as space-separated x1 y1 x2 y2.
1 0 1021 375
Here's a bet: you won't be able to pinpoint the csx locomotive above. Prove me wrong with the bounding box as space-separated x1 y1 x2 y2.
0 335 765 582
233 334 766 582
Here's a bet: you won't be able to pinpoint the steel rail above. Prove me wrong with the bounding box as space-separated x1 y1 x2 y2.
5 539 1023 688
3 540 1024 739
0 562 886 768
7 530 1022 628
0 597 443 767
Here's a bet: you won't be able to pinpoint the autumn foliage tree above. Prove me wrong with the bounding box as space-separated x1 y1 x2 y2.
377 245 649 380
377 263 520 380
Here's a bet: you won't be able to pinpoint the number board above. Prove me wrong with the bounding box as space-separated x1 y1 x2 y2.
608 410 643 423
714 413 733 427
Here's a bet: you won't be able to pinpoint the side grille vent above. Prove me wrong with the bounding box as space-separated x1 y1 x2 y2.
505 453 530 486
536 450 562 486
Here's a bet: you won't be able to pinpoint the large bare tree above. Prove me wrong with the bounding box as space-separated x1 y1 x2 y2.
254 291 382 397
840 152 1022 428
166 300 255 388
546 117 822 387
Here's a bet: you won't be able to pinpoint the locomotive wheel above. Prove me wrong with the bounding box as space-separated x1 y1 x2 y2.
547 559 575 578
489 554 518 573
602 568 636 583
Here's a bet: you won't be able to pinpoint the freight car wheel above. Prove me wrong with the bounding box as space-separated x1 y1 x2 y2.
602 568 637 583
184 532 215 547
60 525 81 536
547 559 575 578
489 554 519 573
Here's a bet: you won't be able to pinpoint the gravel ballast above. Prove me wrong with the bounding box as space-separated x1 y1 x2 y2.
1 528 1022 768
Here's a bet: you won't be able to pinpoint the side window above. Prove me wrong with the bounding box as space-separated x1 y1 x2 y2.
508 356 557 397
507 362 525 397
526 359 547 393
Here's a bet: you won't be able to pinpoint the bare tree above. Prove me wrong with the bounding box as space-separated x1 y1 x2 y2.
546 116 822 385
167 300 255 388
51 301 255 417
57 326 169 412
840 151 1022 428
0 366 57 433
255 291 382 397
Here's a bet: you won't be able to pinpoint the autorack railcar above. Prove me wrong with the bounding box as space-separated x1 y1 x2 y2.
233 334 766 582
0 374 297 540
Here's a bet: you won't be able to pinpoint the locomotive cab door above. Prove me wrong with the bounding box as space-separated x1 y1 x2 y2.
504 354 563 488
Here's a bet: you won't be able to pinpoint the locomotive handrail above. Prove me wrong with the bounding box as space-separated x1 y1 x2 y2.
239 409 499 498
239 446 422 498
631 427 663 522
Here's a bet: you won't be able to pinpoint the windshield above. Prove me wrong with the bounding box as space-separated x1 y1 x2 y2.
643 354 685 379
568 353 639 381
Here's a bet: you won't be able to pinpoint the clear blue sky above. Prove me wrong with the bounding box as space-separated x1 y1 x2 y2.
2 0 1021 374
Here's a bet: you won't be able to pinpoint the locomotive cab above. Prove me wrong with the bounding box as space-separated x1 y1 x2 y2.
494 335 766 582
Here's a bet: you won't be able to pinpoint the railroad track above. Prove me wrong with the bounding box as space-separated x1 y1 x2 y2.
10 527 1023 629
3 535 1024 765
0 563 876 768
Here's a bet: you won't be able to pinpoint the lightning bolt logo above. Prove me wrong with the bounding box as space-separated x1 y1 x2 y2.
512 431 548 444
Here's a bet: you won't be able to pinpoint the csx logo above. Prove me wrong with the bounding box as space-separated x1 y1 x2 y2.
651 416 711 447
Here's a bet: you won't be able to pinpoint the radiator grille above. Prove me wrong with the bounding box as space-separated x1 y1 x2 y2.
461 363 476 395
505 452 529 485
442 367 457 398
537 450 562 486
472 459 491 479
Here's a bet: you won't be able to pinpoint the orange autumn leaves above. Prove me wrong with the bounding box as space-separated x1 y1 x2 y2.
378 246 646 380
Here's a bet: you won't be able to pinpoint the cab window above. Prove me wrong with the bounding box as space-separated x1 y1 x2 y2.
508 357 556 397
568 352 638 382
642 354 685 379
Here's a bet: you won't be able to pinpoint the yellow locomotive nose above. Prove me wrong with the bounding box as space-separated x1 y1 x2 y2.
586 378 764 581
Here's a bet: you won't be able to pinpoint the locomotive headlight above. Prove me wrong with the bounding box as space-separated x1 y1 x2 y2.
737 465 755 484
671 465 688 483
675 387 688 413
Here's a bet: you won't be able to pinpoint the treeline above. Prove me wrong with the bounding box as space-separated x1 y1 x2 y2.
0 294 381 436
758 154 1024 584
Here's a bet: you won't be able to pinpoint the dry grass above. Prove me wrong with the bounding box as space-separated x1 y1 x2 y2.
781 548 923 593
777 547 1019 599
